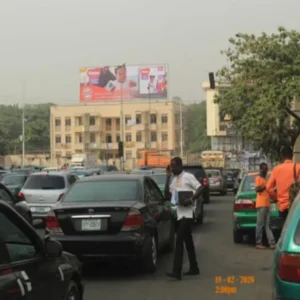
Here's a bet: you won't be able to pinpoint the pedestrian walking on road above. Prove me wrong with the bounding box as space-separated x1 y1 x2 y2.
255 162 276 249
165 157 203 280
267 146 300 223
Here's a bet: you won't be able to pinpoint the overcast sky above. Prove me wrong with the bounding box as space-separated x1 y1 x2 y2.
0 0 299 105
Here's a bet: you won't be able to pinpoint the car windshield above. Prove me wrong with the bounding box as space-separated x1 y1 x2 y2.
151 174 166 185
206 169 221 177
224 169 240 177
62 180 138 202
240 174 271 192
2 175 26 185
23 175 65 190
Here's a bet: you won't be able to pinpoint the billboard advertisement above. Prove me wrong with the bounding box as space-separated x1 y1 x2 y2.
80 64 168 102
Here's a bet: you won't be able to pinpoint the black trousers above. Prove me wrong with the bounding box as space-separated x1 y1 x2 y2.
279 209 289 222
173 218 198 274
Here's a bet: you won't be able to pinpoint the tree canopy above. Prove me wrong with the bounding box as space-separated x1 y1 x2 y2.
186 101 211 153
0 103 52 155
214 27 300 160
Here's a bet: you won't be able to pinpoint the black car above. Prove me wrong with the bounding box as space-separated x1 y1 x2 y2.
183 164 210 204
45 174 175 273
1 174 28 199
224 168 241 189
0 183 32 224
0 200 84 300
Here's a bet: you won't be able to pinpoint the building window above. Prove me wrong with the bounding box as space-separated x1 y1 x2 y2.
76 117 82 126
162 132 168 141
126 134 132 142
136 114 141 124
126 151 132 159
150 114 157 124
151 132 157 142
65 135 72 143
65 117 71 126
125 115 131 125
116 118 120 130
116 134 120 142
76 133 83 143
161 115 168 124
90 133 96 143
89 116 96 126
106 118 112 130
106 135 112 143
136 132 142 142
55 136 61 143
106 152 113 159
55 118 61 126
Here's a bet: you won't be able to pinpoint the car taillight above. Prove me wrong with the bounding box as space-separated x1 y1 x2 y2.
17 192 25 201
234 199 255 210
278 253 300 283
45 210 62 232
203 178 208 186
121 209 143 231
57 193 64 201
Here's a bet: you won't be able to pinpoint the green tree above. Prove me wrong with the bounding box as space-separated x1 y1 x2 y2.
214 27 300 160
0 103 51 155
186 101 211 153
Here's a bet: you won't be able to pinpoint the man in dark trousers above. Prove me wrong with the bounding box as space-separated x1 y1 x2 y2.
165 157 203 280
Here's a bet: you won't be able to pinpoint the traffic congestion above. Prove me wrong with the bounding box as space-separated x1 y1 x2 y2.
2 150 300 299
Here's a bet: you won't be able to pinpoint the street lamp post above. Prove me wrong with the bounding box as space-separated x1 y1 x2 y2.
120 83 125 170
22 82 26 167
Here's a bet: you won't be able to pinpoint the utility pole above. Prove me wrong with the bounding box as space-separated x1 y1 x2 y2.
22 82 26 166
120 83 125 170
179 98 183 157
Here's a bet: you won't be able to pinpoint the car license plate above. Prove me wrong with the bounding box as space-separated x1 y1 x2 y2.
270 204 276 212
81 219 101 231
227 177 232 181
30 207 51 213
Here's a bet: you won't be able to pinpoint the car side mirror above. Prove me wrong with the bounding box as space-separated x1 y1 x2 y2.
45 238 63 258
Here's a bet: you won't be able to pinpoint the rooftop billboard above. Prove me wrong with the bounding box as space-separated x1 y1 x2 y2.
80 64 168 102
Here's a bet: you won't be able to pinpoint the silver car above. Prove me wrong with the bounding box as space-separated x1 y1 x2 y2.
19 171 78 219
206 168 227 195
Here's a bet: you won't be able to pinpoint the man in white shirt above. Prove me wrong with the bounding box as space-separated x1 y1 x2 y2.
165 157 203 280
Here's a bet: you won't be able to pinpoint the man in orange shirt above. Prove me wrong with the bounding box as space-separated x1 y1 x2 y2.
255 163 276 249
267 146 300 222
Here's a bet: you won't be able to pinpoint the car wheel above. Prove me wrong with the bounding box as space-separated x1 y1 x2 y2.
142 236 157 273
233 229 243 244
164 222 175 253
64 280 81 300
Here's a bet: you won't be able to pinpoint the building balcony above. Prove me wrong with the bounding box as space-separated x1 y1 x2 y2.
65 125 71 132
161 123 168 129
125 141 136 149
74 143 84 150
102 143 118 150
89 125 100 132
150 142 157 149
161 141 168 149
74 126 85 132
135 124 144 130
54 143 62 149
136 142 144 149
150 123 157 130
89 143 101 150
55 126 61 132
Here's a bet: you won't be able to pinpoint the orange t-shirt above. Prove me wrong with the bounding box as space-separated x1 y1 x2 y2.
266 160 300 212
255 176 270 208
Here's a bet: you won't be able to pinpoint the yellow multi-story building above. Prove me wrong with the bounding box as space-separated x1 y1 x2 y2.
50 100 183 166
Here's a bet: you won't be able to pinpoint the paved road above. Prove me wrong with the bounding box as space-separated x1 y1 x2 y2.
38 194 274 299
